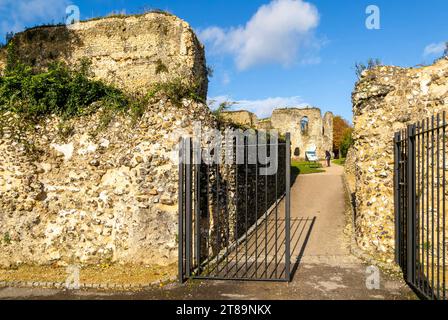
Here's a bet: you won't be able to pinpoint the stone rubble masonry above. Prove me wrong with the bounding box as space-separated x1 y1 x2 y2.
222 108 333 160
0 12 213 268
0 12 208 99
0 98 217 267
349 57 448 265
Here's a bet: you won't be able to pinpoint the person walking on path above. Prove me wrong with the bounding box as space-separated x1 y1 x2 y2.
325 150 331 167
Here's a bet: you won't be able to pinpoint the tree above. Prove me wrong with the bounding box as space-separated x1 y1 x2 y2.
332 115 352 158
340 128 353 158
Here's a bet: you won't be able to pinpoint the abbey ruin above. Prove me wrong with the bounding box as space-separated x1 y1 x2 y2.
222 108 333 159
0 12 214 268
347 56 448 265
0 12 208 97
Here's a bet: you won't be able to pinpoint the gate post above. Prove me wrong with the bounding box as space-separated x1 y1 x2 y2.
406 125 416 283
178 138 185 283
394 132 401 266
285 133 291 281
185 137 192 278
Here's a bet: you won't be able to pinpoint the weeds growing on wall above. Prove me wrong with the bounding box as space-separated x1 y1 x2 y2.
146 77 204 106
354 58 382 80
0 41 203 153
0 44 130 121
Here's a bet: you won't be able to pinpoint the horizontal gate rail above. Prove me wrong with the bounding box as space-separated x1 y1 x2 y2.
394 111 447 300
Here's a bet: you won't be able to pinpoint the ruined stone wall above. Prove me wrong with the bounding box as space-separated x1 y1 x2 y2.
351 57 448 264
270 108 333 159
221 111 258 128
0 12 212 268
0 99 216 267
322 111 334 155
221 107 333 160
0 12 207 98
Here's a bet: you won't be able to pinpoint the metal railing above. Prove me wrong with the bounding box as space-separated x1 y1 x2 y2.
394 111 447 300
178 133 291 282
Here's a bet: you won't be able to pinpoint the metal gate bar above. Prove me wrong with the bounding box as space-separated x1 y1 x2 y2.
394 112 447 300
179 133 291 282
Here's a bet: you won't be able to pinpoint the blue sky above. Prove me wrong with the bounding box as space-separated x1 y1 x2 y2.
1 0 447 121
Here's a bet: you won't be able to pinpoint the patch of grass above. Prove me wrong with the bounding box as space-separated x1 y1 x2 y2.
291 160 325 175
332 158 346 166
0 263 177 288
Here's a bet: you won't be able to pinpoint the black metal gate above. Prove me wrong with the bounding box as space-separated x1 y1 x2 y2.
394 112 447 300
178 133 291 282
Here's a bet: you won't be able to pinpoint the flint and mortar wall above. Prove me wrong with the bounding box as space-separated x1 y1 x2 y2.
0 12 211 268
0 12 207 98
350 57 448 264
0 99 216 267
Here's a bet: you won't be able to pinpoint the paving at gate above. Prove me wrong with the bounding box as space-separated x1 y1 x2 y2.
0 164 416 300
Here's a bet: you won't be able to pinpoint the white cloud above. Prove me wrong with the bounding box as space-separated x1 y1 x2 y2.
199 0 320 70
0 0 71 39
208 95 308 118
423 42 447 57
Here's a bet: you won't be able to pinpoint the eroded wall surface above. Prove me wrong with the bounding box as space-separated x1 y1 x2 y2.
222 108 333 160
351 57 448 264
0 99 216 267
0 12 207 98
0 12 211 267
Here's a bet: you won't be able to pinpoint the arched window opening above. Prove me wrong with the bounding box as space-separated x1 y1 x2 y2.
300 117 309 135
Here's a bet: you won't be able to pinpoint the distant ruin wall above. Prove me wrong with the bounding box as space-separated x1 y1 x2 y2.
221 111 258 128
0 12 208 98
222 107 333 160
351 57 448 264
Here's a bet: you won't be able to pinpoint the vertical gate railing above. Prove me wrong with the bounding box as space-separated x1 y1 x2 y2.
394 111 447 300
179 132 291 282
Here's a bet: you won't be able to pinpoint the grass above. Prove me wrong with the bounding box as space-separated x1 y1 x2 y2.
0 263 177 288
291 160 325 175
332 158 346 166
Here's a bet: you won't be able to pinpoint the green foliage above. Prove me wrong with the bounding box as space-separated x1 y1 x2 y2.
57 121 75 141
209 100 238 127
355 58 382 79
211 101 233 118
146 78 203 106
0 51 129 121
3 232 11 245
340 129 353 158
155 59 168 74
